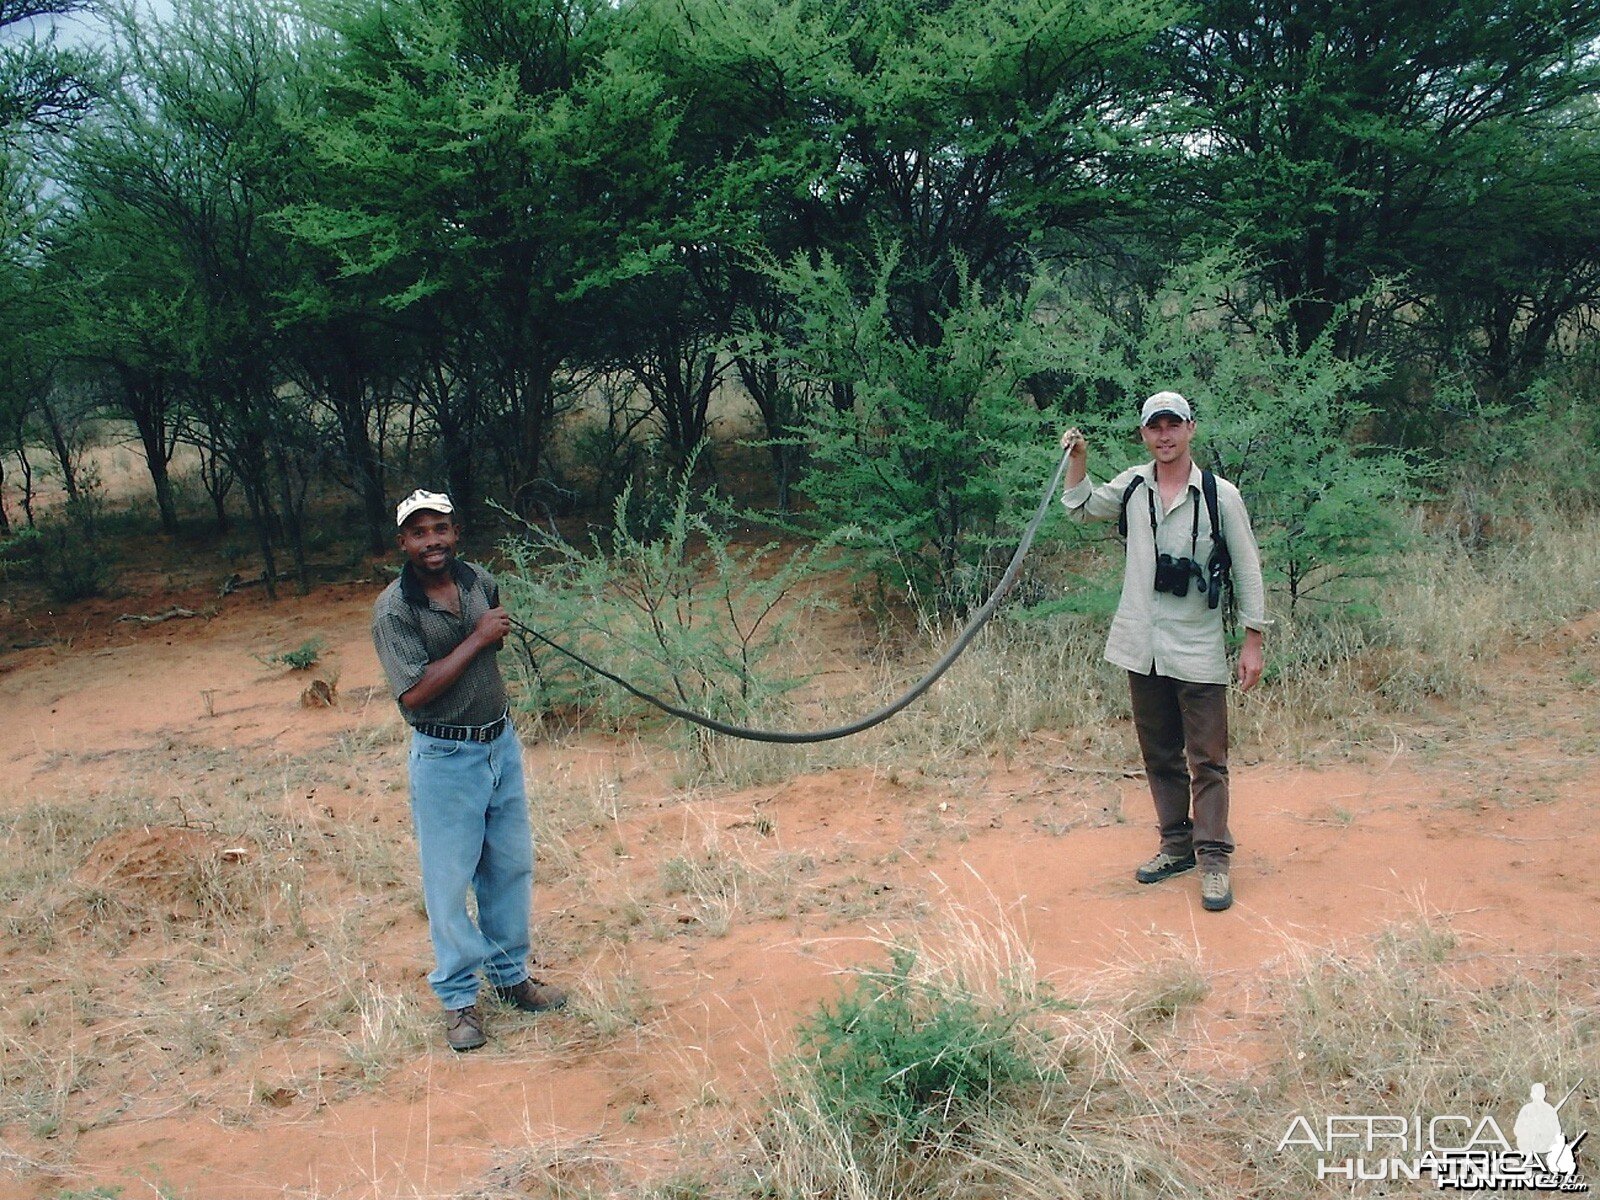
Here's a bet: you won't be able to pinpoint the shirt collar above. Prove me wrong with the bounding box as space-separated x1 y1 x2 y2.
1142 460 1203 494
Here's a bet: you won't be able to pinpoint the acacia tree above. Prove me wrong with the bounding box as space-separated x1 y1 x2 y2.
595 0 800 495
774 245 1068 608
291 0 682 521
601 245 736 474
1409 109 1600 394
0 0 97 135
630 0 1178 333
48 197 198 533
1162 0 1600 358
795 0 1177 347
610 0 1177 546
0 143 53 531
271 182 410 552
1 0 98 532
67 0 323 593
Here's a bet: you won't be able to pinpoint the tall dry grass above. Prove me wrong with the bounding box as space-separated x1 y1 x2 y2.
873 505 1600 772
672 504 1600 791
0 740 441 1143
1254 917 1600 1197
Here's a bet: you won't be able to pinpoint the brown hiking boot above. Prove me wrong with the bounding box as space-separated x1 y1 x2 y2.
492 977 568 1014
445 1004 487 1052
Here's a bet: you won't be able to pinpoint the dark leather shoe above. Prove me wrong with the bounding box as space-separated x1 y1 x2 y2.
492 977 568 1014
446 1004 486 1052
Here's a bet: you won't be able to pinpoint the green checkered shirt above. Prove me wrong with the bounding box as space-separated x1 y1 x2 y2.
371 559 510 727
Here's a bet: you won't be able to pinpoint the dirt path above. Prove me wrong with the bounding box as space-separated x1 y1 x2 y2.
0 580 1594 1198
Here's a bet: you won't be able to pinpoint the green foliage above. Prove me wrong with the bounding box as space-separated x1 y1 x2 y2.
287 0 673 514
64 0 331 593
1407 112 1600 390
1050 250 1416 612
263 637 324 671
497 447 831 752
1450 351 1600 514
649 0 1175 315
793 946 1036 1143
5 0 1598 601
37 493 113 602
0 523 42 565
1159 0 1600 359
776 246 1064 611
0 0 100 136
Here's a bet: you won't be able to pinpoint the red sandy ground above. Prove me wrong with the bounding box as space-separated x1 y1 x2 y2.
0 543 1595 1198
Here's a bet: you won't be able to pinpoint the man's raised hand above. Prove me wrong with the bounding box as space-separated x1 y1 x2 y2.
475 606 511 649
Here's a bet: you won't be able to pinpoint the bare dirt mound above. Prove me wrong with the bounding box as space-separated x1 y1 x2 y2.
74 825 257 921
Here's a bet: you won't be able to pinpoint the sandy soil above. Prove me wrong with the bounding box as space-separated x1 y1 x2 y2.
0 534 1595 1198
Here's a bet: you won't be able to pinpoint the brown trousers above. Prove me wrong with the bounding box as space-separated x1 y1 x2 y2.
1127 671 1234 869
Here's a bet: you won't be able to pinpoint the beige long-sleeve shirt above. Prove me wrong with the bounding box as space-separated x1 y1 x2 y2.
1062 462 1269 685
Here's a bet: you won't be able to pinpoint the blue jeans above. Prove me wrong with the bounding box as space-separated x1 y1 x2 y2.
407 725 534 1010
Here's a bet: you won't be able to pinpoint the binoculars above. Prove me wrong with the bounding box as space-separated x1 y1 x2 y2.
1154 552 1229 610
1154 552 1206 599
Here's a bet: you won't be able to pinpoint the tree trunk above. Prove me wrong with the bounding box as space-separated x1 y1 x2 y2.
242 478 279 601
15 448 35 526
135 404 179 534
197 429 232 532
39 399 80 503
330 373 388 553
735 354 799 512
272 441 311 595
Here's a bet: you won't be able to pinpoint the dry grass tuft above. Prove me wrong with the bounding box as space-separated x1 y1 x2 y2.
0 731 444 1145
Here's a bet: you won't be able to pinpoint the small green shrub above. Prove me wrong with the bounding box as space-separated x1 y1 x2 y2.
0 524 42 563
0 526 43 584
771 245 1063 613
793 946 1036 1143
497 446 831 757
263 637 324 671
38 494 114 602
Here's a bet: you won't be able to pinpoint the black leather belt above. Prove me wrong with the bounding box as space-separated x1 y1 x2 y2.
412 713 508 742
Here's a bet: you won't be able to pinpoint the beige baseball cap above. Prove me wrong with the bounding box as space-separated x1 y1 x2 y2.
1139 391 1193 425
395 488 454 527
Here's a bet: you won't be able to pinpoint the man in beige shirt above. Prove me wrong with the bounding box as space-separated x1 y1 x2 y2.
1060 392 1268 911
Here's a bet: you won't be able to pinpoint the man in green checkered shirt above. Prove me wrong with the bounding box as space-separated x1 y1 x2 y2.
372 489 566 1051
